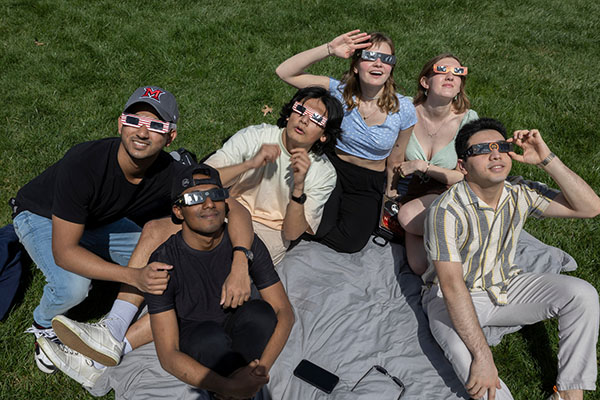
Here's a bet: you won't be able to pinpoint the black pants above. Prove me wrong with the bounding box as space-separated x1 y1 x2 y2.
310 151 385 253
179 299 277 377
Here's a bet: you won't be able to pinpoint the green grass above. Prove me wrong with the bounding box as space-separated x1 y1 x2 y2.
1 0 599 398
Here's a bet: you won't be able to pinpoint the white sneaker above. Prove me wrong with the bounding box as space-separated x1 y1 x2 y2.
37 336 103 388
546 389 565 400
52 315 125 367
25 324 59 374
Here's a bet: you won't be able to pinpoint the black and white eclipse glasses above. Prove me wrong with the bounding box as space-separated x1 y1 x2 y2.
174 188 229 207
360 50 396 66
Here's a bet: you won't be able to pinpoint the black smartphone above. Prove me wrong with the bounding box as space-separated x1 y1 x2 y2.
293 359 339 394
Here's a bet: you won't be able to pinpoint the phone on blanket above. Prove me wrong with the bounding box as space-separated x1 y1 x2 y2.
293 359 339 394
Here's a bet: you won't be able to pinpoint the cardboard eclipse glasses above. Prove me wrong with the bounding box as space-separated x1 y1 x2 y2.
433 64 468 76
174 188 230 207
292 102 327 127
463 141 514 158
121 113 175 135
360 50 396 66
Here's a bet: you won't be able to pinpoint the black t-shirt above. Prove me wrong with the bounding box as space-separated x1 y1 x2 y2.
144 229 280 326
15 137 183 228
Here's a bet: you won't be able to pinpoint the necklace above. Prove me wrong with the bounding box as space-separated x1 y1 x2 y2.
358 100 379 120
419 109 454 137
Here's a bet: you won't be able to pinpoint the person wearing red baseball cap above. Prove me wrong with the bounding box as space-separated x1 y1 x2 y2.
12 86 253 376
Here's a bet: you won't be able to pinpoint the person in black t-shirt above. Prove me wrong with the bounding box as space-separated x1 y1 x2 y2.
13 86 254 376
39 166 294 397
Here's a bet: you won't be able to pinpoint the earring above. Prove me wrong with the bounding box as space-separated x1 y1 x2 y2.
453 94 458 101
424 90 428 97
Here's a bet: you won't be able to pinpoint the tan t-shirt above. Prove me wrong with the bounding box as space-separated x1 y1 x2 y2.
206 123 337 234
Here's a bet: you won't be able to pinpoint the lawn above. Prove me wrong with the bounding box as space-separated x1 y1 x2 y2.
1 0 599 398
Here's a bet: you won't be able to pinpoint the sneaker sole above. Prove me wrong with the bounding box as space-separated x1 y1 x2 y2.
37 337 97 387
52 316 120 367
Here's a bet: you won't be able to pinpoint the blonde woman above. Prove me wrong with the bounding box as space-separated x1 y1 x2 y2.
397 53 478 274
276 30 416 253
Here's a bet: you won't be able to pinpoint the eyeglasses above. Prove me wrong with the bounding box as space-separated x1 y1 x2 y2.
174 188 229 206
120 113 175 134
351 365 405 399
360 50 397 66
462 140 514 158
292 102 328 127
433 64 468 76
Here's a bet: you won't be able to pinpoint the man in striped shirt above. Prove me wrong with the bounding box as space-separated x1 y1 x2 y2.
421 118 600 400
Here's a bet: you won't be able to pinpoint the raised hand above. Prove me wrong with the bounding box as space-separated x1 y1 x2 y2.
507 129 552 165
328 29 372 59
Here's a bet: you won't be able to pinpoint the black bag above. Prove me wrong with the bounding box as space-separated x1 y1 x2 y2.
169 148 198 166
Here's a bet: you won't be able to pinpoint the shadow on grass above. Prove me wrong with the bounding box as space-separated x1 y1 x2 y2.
4 256 120 324
519 322 557 395
68 280 120 322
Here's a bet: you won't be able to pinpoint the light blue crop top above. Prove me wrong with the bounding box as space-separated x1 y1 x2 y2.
329 78 417 161
404 109 479 169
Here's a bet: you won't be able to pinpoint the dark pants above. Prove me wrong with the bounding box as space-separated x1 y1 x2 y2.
310 151 385 253
0 224 23 320
179 299 277 377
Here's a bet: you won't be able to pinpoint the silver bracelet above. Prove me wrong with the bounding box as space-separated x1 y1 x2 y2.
538 152 556 167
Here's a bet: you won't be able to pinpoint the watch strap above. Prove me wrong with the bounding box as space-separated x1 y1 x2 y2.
232 246 253 262
538 152 556 167
291 193 307 204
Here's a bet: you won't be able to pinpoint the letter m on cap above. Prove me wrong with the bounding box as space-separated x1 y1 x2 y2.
142 88 163 102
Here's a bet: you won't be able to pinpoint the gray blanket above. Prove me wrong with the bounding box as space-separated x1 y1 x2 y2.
89 231 575 399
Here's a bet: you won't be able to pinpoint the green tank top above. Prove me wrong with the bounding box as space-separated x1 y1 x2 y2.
405 109 478 169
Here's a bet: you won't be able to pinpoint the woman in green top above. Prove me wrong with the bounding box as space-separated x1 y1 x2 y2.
395 53 478 275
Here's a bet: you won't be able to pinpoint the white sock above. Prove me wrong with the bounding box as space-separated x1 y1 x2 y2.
92 360 106 370
122 337 133 355
105 300 138 342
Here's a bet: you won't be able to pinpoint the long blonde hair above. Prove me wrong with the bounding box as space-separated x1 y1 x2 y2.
340 32 399 114
414 53 470 113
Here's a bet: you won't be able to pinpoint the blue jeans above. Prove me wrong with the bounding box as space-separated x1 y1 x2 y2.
13 211 142 327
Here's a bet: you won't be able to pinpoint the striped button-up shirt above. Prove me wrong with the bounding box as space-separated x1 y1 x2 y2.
422 177 559 305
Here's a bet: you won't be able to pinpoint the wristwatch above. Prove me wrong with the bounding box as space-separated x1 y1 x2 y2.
291 193 307 204
233 246 254 263
538 152 556 167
